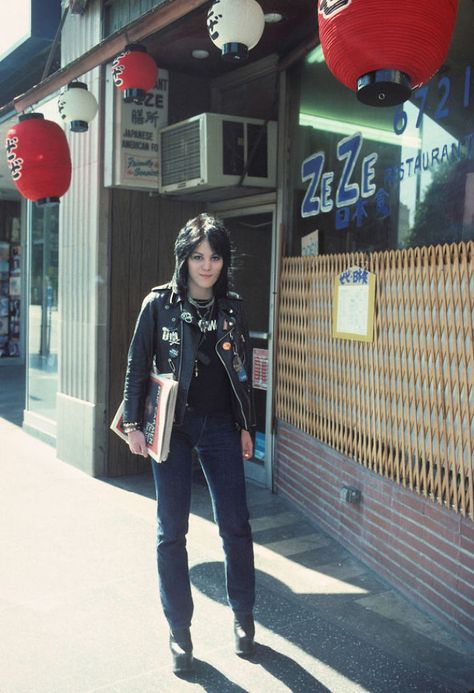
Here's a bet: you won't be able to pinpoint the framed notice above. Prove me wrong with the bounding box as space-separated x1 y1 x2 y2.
332 266 376 342
104 65 169 191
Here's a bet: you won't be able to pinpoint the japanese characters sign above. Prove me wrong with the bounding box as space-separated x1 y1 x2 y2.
252 348 269 390
104 66 169 190
301 229 319 256
332 266 376 342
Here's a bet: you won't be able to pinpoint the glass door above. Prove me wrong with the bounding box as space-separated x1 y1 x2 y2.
27 203 59 424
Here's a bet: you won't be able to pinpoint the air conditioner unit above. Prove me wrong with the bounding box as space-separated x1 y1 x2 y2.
159 112 277 195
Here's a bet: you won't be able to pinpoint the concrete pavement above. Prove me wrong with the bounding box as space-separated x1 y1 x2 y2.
1 415 474 693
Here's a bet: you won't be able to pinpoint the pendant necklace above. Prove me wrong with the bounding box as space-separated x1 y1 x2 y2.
188 295 215 377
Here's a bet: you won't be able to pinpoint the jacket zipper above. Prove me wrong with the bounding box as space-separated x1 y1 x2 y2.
215 330 249 430
179 308 202 410
176 311 184 384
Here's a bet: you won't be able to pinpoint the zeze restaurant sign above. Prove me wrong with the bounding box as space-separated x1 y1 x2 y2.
301 133 381 230
301 127 474 230
104 67 169 190
300 57 474 227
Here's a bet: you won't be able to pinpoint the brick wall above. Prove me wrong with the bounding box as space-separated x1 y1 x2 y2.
274 420 474 643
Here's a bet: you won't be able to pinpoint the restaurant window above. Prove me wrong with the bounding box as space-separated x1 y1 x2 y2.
27 203 59 421
289 2 474 256
0 201 23 361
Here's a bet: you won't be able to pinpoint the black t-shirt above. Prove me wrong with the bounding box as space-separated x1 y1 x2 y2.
186 302 233 416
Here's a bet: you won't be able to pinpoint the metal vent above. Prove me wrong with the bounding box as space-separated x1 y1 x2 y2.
160 121 201 187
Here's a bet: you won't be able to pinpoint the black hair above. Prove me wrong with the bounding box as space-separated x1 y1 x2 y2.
172 213 232 298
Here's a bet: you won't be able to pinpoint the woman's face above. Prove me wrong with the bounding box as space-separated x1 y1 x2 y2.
187 239 224 298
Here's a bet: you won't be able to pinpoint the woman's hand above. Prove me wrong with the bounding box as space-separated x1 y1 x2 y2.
241 429 253 460
127 430 148 457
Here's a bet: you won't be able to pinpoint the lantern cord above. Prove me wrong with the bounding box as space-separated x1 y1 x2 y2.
41 5 70 82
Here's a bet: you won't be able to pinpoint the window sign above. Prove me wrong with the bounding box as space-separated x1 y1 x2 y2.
332 266 376 342
301 229 319 256
252 348 268 390
300 108 473 242
104 67 169 191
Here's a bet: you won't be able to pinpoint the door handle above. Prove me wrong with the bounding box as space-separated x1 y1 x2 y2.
249 331 269 340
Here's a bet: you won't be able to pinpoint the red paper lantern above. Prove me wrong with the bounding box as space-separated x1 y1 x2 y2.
112 44 158 103
318 0 459 106
5 113 72 205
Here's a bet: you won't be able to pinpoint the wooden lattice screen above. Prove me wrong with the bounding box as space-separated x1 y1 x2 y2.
276 242 474 519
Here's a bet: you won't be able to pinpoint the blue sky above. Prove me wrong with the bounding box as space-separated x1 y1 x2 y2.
0 1 31 62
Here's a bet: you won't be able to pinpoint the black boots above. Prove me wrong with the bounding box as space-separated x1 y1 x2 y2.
169 627 193 674
169 616 255 672
234 613 256 656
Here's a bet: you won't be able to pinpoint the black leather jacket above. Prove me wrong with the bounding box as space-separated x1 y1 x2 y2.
123 283 255 430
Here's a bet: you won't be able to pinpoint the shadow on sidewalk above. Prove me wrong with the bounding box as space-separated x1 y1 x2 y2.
189 561 473 693
172 658 250 691
101 468 474 691
243 644 330 692
179 646 329 692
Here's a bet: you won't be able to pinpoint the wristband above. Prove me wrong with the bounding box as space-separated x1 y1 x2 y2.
123 422 141 434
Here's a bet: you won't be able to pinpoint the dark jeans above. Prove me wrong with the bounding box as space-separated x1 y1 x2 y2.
150 409 255 631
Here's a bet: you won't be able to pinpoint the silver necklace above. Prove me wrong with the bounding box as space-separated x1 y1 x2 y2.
188 295 214 310
188 295 215 332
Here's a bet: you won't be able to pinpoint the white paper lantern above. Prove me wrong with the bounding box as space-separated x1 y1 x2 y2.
207 0 265 61
57 82 98 133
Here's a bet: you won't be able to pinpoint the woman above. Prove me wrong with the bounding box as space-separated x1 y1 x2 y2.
122 213 256 674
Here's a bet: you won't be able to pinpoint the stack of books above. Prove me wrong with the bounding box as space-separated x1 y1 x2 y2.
111 372 178 462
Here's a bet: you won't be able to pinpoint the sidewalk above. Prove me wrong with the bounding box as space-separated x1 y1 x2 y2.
1 416 474 693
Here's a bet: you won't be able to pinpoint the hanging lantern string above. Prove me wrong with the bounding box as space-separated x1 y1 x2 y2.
41 4 70 82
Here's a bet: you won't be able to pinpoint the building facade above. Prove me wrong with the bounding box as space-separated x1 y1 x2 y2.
0 0 472 642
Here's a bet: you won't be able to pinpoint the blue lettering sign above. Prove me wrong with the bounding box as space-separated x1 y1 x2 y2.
352 199 368 228
352 268 368 284
300 132 383 222
301 151 325 218
384 132 474 187
361 152 378 198
338 268 369 285
301 132 379 219
320 171 334 213
336 133 362 207
335 207 350 230
375 188 390 219
393 66 471 134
